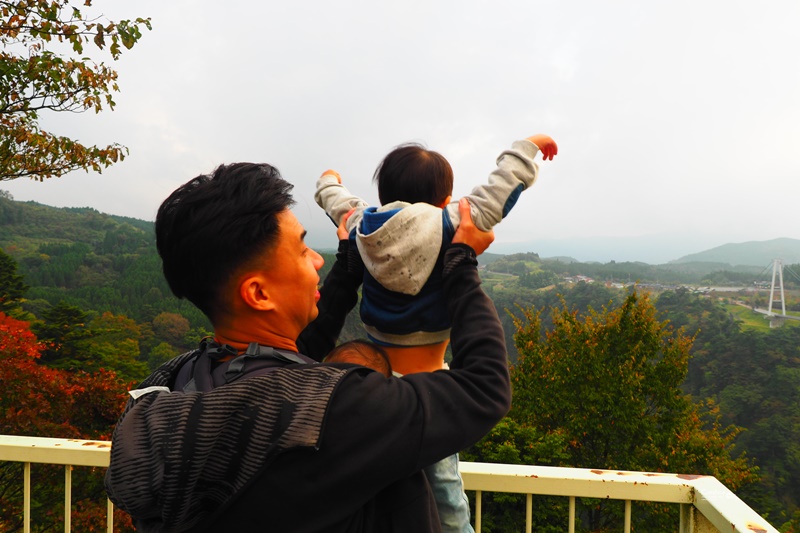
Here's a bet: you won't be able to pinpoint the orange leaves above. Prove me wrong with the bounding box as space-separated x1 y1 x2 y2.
91 20 102 48
1 0 150 180
1 113 128 180
0 313 41 359
0 311 129 439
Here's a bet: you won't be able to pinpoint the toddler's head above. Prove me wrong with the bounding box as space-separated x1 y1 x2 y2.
373 143 453 207
324 340 393 377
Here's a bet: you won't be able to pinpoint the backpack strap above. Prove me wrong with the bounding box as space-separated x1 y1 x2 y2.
181 339 318 392
181 338 237 393
223 343 317 384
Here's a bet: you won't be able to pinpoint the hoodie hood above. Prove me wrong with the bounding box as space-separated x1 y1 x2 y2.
356 201 443 296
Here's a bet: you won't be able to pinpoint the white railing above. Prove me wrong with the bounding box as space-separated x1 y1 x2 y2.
0 435 113 533
0 435 778 532
460 462 777 533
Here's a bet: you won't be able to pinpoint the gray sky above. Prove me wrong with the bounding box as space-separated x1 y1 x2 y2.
4 0 799 263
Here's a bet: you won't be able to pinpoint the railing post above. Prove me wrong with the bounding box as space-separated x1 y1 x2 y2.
679 503 693 532
475 490 482 533
24 462 31 533
107 498 114 533
65 465 73 532
525 493 532 533
568 496 575 533
624 500 631 533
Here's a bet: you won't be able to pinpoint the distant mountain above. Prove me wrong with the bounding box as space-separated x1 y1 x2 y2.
542 256 581 264
490 235 800 266
490 234 731 265
477 252 505 266
670 238 800 267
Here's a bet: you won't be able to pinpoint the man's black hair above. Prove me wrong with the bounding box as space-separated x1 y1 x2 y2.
155 163 295 324
373 143 453 207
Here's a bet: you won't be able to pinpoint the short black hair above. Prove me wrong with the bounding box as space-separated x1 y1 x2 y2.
324 339 392 377
373 143 453 207
155 163 295 324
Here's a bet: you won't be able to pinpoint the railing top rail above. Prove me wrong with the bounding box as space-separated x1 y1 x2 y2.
460 462 778 533
460 462 695 503
0 435 110 467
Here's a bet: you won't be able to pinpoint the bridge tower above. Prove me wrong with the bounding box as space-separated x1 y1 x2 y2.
767 258 786 317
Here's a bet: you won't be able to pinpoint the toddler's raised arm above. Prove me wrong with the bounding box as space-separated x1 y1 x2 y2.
445 134 557 231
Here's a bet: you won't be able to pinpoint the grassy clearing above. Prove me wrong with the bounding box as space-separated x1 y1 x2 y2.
725 304 800 332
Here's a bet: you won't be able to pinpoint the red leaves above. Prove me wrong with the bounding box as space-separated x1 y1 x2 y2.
0 311 128 440
0 312 136 530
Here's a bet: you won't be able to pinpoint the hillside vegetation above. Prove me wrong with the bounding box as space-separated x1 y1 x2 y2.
0 194 343 380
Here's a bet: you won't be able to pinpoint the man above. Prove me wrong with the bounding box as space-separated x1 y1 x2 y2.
105 162 510 532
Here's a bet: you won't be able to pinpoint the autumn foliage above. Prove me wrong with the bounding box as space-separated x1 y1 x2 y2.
0 312 134 531
0 1 151 181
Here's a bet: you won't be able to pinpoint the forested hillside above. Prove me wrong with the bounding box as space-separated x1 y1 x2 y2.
3 194 800 530
468 252 800 530
0 194 345 381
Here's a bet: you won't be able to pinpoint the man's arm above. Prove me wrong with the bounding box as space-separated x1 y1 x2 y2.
295 237 362 360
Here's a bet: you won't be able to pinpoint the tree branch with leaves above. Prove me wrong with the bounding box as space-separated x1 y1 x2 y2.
0 0 150 181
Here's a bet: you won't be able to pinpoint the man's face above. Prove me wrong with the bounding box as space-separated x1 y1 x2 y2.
262 210 325 336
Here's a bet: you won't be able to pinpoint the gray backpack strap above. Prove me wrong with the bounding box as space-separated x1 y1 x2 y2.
223 343 316 384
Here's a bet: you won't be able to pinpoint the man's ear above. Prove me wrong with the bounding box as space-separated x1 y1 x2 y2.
438 195 452 208
239 273 277 312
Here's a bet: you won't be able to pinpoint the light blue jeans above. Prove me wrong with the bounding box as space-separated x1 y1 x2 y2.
424 453 474 533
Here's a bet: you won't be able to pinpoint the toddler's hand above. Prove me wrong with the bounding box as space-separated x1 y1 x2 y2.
526 134 558 161
321 169 342 184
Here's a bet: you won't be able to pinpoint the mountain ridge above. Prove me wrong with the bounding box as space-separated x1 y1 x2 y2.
2 195 798 267
668 237 800 267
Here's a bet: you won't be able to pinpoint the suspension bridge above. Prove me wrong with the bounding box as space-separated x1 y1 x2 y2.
751 259 800 326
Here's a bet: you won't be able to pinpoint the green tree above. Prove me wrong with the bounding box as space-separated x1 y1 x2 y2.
462 419 570 532
518 269 559 290
509 290 758 530
30 300 90 367
0 246 28 312
147 340 177 370
79 311 148 381
1 0 151 181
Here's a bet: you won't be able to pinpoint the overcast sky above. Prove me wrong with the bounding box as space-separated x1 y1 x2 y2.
4 0 799 263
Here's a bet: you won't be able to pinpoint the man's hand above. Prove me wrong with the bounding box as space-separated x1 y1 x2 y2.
526 134 558 161
321 169 342 184
452 198 494 255
337 208 356 240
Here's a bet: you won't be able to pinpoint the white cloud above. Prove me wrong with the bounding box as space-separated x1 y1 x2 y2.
4 0 800 260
